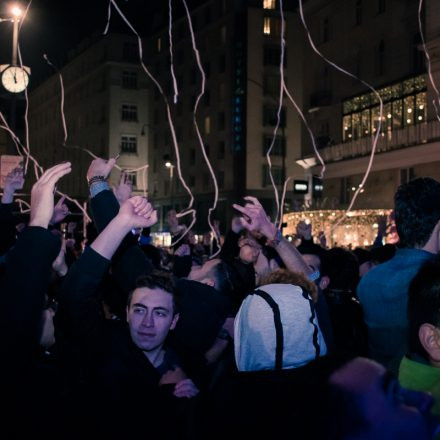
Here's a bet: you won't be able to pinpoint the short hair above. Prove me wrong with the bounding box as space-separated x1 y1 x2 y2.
320 247 359 293
394 177 440 248
408 256 440 360
127 270 179 315
260 269 318 303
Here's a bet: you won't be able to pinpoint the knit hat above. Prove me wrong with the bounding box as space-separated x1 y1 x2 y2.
234 283 327 372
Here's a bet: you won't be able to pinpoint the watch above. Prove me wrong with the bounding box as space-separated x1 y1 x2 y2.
2 66 29 93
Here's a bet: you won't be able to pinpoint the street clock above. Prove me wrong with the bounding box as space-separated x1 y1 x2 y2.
0 65 30 93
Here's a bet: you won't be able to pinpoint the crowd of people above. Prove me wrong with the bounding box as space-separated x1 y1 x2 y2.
1 156 440 439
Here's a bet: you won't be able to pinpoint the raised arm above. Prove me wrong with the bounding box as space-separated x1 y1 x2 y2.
233 196 312 277
0 162 71 360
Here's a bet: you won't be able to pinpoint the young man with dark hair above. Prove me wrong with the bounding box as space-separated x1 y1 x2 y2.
358 177 440 374
398 255 440 417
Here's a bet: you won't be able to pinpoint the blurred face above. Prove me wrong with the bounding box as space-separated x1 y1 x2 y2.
302 254 321 272
127 287 178 353
188 258 220 284
330 358 435 439
238 235 262 264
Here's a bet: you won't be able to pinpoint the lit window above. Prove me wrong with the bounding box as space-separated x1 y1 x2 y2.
264 17 271 35
157 37 161 52
120 135 137 153
263 0 276 9
204 116 211 134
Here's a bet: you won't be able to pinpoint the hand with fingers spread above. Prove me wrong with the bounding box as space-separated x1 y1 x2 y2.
49 196 70 225
2 166 24 204
113 172 133 205
232 196 277 240
29 162 72 229
116 196 158 230
173 378 200 399
86 157 117 182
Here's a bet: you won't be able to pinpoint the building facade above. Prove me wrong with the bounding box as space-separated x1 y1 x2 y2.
146 0 305 231
28 33 150 200
300 0 440 210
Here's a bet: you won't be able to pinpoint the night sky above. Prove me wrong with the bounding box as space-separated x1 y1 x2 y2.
0 0 204 88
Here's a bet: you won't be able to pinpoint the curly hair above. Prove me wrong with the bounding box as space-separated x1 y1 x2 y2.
260 268 318 303
394 177 440 248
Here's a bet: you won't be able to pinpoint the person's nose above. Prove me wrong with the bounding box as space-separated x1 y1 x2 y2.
141 312 154 328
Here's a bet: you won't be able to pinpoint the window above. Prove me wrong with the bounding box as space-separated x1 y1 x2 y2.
189 175 196 187
355 0 362 25
219 82 226 100
203 173 210 189
157 37 162 52
262 165 284 186
412 33 424 73
221 26 226 44
263 135 285 156
219 54 226 73
218 141 225 159
176 48 184 65
378 0 386 14
204 116 211 134
120 135 137 153
218 171 225 189
190 148 196 165
264 74 281 96
263 17 282 36
263 0 276 9
218 112 225 131
263 46 287 66
342 75 427 142
322 18 330 43
125 172 137 188
263 105 286 127
375 39 385 76
123 42 138 62
121 104 138 121
122 71 137 89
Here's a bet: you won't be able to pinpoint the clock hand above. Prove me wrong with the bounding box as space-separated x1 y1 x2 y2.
13 72 17 83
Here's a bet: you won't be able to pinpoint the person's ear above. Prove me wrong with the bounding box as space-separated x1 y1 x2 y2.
319 275 330 291
419 323 440 362
170 313 180 330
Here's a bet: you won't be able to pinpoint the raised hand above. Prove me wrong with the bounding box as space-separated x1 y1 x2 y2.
50 196 70 225
232 196 276 239
296 220 312 240
2 166 24 203
113 172 133 205
86 157 117 182
29 162 72 229
117 196 158 230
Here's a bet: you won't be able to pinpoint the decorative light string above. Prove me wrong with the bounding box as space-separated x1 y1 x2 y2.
168 0 179 104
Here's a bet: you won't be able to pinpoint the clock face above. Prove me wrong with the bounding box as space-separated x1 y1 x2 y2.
2 66 29 93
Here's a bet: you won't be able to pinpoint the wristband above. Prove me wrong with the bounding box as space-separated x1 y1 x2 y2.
87 175 106 185
267 229 282 247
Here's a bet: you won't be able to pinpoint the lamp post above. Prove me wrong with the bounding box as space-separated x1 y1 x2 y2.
165 159 175 209
10 5 21 66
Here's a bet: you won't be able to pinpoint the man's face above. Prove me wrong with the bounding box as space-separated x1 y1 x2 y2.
127 287 178 352
187 258 220 284
330 358 435 439
302 253 321 273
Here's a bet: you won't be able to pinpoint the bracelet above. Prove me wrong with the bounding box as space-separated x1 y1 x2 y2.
88 175 106 186
267 229 282 247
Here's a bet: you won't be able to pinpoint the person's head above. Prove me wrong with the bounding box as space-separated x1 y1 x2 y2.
187 257 222 288
234 272 327 372
408 256 440 365
126 271 179 355
324 357 435 439
394 177 440 250
297 241 330 291
320 247 359 295
353 248 374 277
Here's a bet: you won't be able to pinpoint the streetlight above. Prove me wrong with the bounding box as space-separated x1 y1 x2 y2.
163 154 175 209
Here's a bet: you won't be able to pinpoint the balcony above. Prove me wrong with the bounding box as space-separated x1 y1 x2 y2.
307 121 440 164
